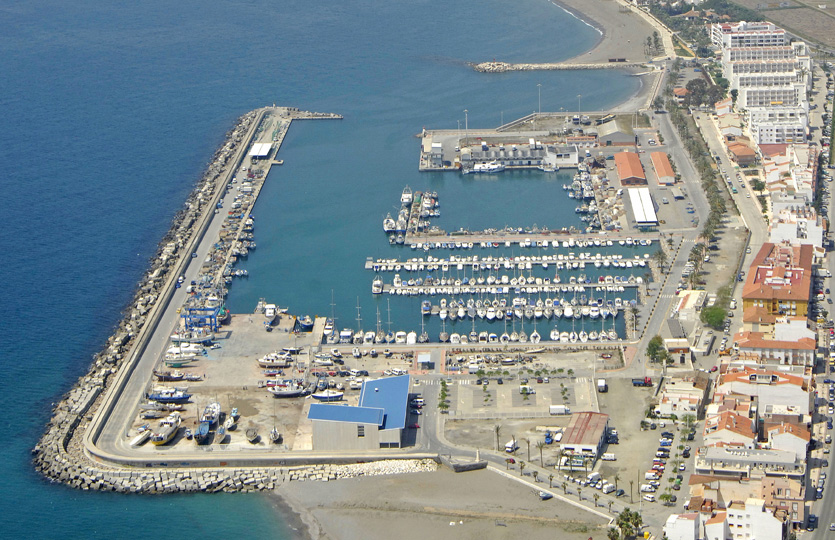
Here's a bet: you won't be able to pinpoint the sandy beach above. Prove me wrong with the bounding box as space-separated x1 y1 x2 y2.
554 0 655 64
273 468 610 540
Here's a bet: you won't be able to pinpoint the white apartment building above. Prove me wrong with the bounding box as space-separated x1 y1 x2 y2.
738 85 806 108
725 499 787 540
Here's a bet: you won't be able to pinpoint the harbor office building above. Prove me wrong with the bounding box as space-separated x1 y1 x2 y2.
307 375 409 451
458 140 579 170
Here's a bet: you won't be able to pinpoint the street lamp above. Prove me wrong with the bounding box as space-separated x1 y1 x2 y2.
577 94 582 115
464 109 469 147
537 83 542 115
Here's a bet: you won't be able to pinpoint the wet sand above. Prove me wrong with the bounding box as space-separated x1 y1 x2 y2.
273 468 610 540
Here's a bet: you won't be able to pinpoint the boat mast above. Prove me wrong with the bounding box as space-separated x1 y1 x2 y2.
386 298 392 333
355 297 362 332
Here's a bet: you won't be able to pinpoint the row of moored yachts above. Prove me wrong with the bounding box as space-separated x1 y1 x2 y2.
422 295 625 321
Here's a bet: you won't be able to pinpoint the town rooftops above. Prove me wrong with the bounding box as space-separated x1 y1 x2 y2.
733 331 816 352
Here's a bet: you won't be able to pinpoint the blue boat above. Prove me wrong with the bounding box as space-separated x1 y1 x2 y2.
147 390 192 403
297 315 314 331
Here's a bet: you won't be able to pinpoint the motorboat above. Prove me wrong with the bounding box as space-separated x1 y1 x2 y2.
150 413 181 446
311 389 344 402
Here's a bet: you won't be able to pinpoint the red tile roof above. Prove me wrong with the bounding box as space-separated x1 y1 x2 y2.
614 152 645 182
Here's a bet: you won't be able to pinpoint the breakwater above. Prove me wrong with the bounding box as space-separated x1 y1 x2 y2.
471 60 644 73
33 108 262 487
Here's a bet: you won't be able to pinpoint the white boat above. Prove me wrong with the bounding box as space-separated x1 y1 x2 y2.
224 415 236 431
472 161 505 173
130 428 152 447
401 186 413 205
312 389 344 402
395 331 407 343
264 304 277 323
550 328 559 341
383 213 396 233
530 330 541 343
372 276 383 294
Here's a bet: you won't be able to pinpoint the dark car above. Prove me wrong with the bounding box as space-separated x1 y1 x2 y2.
661 432 674 439
687 432 695 441
475 378 483 385
616 489 625 497
359 370 369 376
497 378 504 385
650 423 657 430
682 450 691 458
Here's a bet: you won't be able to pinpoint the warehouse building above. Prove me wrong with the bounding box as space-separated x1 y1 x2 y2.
559 411 610 458
614 151 646 185
308 375 410 451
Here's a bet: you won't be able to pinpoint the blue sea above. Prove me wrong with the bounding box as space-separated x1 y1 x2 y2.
0 0 640 537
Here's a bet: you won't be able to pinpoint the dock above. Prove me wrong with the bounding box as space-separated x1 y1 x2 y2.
470 60 646 73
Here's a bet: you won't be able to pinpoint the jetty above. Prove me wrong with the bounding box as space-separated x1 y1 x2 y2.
471 60 645 73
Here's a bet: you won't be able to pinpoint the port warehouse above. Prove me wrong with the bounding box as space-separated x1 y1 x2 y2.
627 187 658 226
560 411 610 464
308 375 409 451
248 142 273 159
454 139 580 169
650 151 675 185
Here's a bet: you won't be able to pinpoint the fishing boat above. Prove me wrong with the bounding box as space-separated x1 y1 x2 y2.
530 329 541 343
297 315 314 330
201 402 221 426
224 415 236 431
170 328 214 344
311 389 344 402
382 213 396 233
147 388 192 403
246 428 259 443
270 427 281 443
150 413 181 446
268 382 308 398
401 186 413 205
194 421 210 445
230 407 239 420
323 318 334 336
154 370 184 382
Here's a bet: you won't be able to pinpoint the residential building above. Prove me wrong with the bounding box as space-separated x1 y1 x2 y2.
725 498 788 540
760 476 806 527
654 375 711 418
769 199 824 248
741 242 813 319
732 331 817 367
765 422 810 461
703 410 757 448
695 447 803 479
716 366 812 413
664 513 699 540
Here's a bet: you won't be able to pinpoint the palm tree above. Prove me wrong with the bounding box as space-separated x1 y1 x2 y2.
557 448 565 471
525 438 531 462
607 500 613 513
583 456 591 476
495 424 501 452
594 493 600 507
629 480 634 504
577 487 582 501
532 470 539 483
536 441 545 465
505 458 512 470
548 474 554 488
562 481 568 494
613 473 620 492
519 461 526 476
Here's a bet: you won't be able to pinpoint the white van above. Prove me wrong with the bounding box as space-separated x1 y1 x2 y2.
587 472 601 484
640 484 656 493
643 494 656 502
602 484 615 494
602 453 617 461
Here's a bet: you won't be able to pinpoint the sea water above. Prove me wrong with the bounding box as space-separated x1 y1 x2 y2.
0 0 639 537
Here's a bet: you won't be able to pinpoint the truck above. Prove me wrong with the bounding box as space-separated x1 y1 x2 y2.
505 439 519 453
597 379 608 393
632 377 653 387
549 405 571 415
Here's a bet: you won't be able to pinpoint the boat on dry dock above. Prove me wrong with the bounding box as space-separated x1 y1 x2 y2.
150 413 181 446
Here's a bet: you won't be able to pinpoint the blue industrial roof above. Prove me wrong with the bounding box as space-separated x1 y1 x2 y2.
307 403 384 426
359 375 410 431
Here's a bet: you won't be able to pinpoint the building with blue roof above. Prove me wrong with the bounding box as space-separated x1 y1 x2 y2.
308 375 410 451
